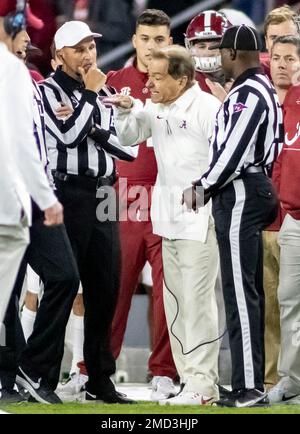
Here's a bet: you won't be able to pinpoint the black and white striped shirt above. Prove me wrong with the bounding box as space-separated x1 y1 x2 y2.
200 67 283 193
39 68 136 178
32 78 48 171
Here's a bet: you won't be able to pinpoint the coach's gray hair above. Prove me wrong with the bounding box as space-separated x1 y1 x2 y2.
151 45 195 88
271 35 300 58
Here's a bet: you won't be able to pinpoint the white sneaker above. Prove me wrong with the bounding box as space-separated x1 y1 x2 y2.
56 372 88 402
150 376 177 401
160 391 215 406
268 377 300 404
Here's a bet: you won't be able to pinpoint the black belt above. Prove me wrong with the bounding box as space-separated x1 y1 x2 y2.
52 170 117 190
244 166 264 174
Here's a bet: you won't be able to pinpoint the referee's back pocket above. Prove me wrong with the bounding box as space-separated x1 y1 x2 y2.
256 186 279 227
256 187 273 199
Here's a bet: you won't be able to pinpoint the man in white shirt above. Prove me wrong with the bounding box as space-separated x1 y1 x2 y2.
0 10 61 328
0 2 74 405
107 45 221 405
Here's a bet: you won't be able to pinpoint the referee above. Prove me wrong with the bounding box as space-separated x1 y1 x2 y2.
183 25 282 407
40 21 136 404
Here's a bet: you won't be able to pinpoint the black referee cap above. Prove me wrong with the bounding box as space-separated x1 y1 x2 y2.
209 24 262 51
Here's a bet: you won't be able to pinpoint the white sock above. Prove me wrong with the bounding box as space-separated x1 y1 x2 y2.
70 315 84 375
21 306 37 342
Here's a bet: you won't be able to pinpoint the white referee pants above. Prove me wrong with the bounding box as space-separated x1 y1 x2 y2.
277 214 300 388
0 224 29 338
162 224 219 398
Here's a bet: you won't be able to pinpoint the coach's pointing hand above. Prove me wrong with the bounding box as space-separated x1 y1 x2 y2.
101 94 133 109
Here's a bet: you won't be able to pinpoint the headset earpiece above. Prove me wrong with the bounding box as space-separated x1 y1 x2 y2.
3 6 26 38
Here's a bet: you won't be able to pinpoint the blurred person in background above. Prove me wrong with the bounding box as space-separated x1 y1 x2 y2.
261 4 299 390
267 35 300 404
56 0 135 71
25 0 58 76
184 10 231 93
261 4 298 77
146 0 199 45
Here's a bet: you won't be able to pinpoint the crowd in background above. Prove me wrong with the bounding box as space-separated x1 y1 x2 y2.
1 0 300 409
24 0 300 75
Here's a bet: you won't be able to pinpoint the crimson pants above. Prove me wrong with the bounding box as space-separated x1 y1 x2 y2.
110 215 176 378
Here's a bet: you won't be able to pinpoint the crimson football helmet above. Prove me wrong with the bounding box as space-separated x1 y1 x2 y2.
185 10 231 73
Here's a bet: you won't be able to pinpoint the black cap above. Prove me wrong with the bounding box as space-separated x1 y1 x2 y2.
209 24 261 51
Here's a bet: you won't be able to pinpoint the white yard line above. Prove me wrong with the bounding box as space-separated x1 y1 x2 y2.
116 383 181 401
117 383 153 401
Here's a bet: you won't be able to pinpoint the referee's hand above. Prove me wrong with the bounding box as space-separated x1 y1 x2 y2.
44 201 64 226
79 64 107 93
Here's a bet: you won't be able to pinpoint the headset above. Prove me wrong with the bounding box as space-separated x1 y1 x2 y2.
3 0 27 39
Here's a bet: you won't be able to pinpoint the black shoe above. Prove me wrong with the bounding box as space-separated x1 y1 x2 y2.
27 395 39 403
0 389 27 404
236 389 269 408
16 367 62 405
85 389 136 404
218 384 232 399
216 388 268 408
18 386 30 401
216 389 244 407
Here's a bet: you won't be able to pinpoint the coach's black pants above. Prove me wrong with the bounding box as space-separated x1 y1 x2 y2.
212 173 278 391
0 219 79 390
55 178 120 395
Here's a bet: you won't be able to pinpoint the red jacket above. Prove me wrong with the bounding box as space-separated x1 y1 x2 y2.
29 69 44 83
272 84 300 223
195 71 212 93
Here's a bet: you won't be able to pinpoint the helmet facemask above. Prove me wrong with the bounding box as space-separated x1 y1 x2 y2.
185 10 230 73
187 39 222 73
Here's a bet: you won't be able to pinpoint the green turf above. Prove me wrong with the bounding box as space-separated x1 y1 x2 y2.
1 402 300 414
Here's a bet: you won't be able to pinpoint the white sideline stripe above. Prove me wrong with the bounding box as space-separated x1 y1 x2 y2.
116 384 152 401
0 410 10 414
230 180 255 389
56 383 155 403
